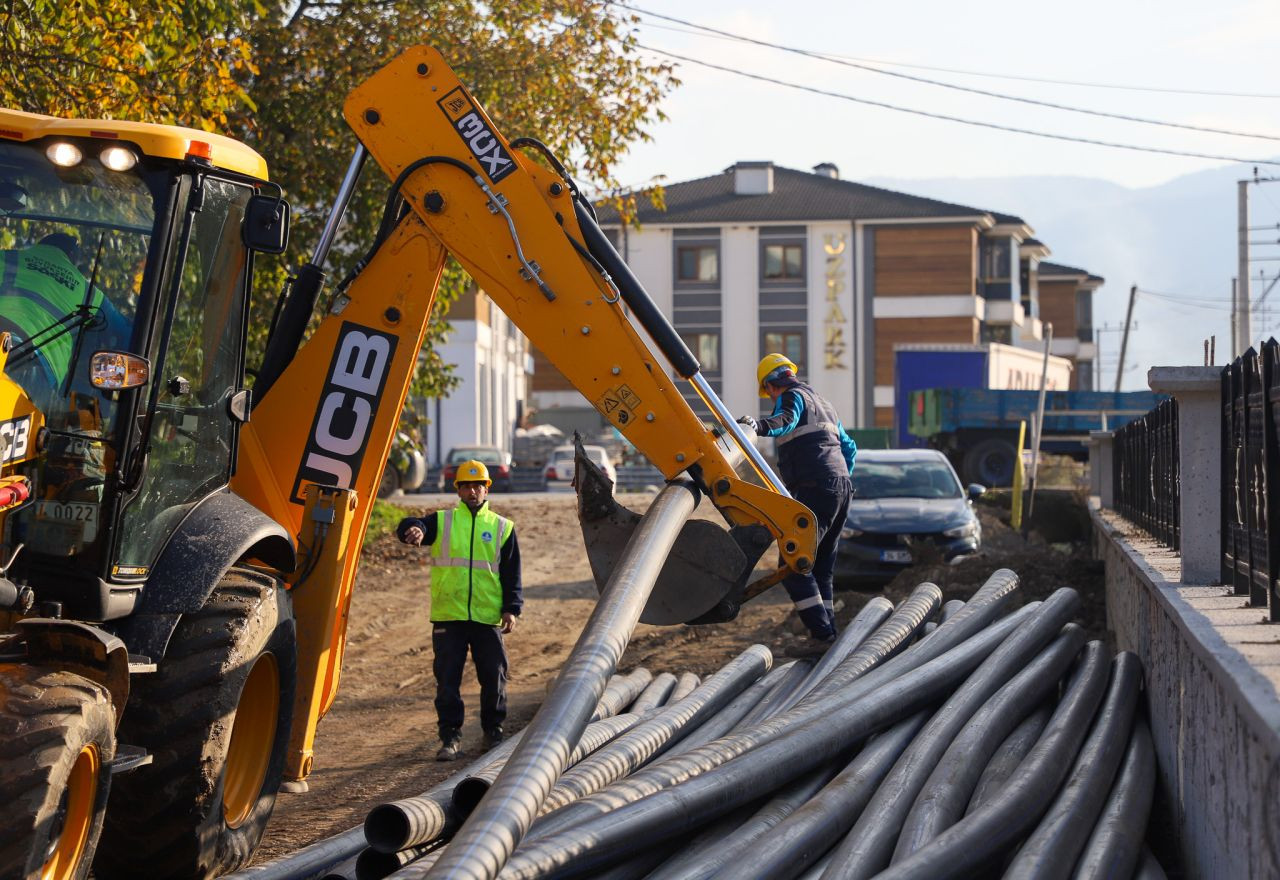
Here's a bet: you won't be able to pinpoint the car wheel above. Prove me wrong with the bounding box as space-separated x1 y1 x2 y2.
377 464 400 499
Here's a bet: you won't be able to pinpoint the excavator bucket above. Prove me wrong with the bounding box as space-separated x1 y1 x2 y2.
574 438 775 625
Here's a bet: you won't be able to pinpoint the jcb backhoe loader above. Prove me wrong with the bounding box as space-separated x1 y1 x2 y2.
0 46 815 879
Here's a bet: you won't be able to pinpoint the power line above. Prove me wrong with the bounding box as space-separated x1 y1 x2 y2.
624 4 1280 142
626 17 1280 99
637 45 1280 168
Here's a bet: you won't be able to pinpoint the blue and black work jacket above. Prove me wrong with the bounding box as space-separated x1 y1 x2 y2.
756 380 857 488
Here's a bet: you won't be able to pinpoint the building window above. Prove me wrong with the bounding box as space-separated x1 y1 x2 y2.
684 332 720 372
762 331 805 373
677 246 718 282
763 243 803 280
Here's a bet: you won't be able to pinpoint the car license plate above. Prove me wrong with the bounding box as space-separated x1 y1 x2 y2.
35 500 99 541
880 549 912 564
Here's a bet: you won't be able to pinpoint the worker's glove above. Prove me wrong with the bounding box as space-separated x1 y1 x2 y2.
736 415 759 434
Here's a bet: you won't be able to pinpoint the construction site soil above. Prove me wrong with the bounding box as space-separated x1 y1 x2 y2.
253 488 1105 863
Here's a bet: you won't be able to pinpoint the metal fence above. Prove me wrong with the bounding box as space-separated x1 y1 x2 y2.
1112 398 1180 551
1221 340 1280 621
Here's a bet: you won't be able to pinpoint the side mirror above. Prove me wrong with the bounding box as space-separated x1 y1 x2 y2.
967 483 987 501
90 351 150 389
243 193 290 254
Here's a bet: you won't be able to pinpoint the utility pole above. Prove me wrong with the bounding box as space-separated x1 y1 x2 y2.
1238 179 1251 356
1115 284 1137 392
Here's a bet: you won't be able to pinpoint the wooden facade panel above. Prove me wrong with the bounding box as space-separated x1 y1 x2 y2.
875 226 977 296
1037 279 1078 338
873 406 894 428
873 317 980 386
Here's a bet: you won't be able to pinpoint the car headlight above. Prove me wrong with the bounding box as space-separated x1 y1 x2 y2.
943 521 978 538
841 527 863 539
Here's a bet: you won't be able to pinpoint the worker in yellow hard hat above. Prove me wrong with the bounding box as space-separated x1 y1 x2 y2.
739 354 857 658
398 457 522 761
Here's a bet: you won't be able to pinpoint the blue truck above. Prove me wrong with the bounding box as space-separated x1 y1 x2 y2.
908 386 1163 486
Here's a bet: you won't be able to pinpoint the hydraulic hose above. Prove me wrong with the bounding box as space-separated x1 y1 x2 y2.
965 704 1053 814
814 592 1083 880
892 624 1088 861
629 672 677 715
537 645 772 814
1070 716 1157 880
496 597 1063 880
715 712 930 880
423 479 701 880
852 646 1132 880
1003 652 1142 879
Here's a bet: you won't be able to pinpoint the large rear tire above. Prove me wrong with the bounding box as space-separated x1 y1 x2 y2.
962 437 1018 487
94 567 296 880
0 664 115 880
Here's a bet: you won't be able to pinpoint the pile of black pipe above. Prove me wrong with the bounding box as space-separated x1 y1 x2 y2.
230 567 1163 880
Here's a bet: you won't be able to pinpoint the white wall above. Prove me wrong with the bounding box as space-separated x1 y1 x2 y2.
721 226 758 418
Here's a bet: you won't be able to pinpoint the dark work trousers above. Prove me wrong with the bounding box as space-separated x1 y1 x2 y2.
432 620 509 736
782 476 853 640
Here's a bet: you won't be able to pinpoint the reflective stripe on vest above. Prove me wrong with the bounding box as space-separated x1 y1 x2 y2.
775 420 839 446
429 504 511 624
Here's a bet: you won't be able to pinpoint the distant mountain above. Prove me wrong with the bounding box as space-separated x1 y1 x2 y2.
868 163 1277 389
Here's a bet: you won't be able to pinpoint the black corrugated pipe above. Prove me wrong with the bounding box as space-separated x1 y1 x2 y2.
538 645 773 814
734 657 814 727
1002 652 1141 879
1070 715 1156 880
669 672 700 703
591 668 653 722
356 846 431 880
423 479 702 880
318 854 359 880
711 712 931 880
646 758 845 880
892 625 1088 862
770 597 894 717
452 714 644 820
849 646 1134 880
495 595 1069 880
664 661 796 757
519 600 1040 848
364 731 530 854
630 672 677 714
965 704 1052 814
226 827 367 880
811 596 1085 880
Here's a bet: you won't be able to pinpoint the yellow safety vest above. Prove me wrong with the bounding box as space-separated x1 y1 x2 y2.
429 502 512 624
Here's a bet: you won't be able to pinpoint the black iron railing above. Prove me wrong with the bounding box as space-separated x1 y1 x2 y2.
1113 399 1180 551
1221 341 1280 621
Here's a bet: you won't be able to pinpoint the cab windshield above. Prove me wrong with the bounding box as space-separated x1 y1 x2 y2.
0 137 164 560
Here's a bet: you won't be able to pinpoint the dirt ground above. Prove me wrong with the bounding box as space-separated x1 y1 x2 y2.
253 487 1106 862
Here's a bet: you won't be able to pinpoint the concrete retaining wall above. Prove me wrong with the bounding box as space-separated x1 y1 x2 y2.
1092 506 1280 879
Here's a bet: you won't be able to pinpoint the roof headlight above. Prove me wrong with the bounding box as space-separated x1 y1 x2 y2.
100 145 137 172
46 141 83 167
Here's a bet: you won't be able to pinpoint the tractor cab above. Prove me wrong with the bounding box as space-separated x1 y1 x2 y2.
0 114 282 622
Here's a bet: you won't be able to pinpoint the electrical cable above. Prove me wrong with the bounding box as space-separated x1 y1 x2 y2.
623 4 1280 142
635 45 1280 168
619 12 1280 99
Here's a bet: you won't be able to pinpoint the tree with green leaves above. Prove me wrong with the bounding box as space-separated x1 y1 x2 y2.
1 0 675 403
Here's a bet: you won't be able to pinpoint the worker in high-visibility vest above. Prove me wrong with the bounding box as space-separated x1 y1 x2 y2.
398 459 522 761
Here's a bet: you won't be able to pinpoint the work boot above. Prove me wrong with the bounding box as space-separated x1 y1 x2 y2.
436 729 462 762
785 634 835 659
483 726 505 749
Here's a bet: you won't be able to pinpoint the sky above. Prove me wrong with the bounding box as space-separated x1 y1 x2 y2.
609 0 1280 190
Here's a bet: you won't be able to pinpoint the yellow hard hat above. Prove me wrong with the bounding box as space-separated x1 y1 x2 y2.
756 353 798 398
454 459 492 487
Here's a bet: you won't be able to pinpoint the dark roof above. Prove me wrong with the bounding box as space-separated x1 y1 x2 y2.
1039 260 1105 285
989 211 1029 226
598 164 989 225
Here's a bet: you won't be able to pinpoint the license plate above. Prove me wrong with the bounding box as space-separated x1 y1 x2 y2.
35 501 99 541
880 549 912 564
